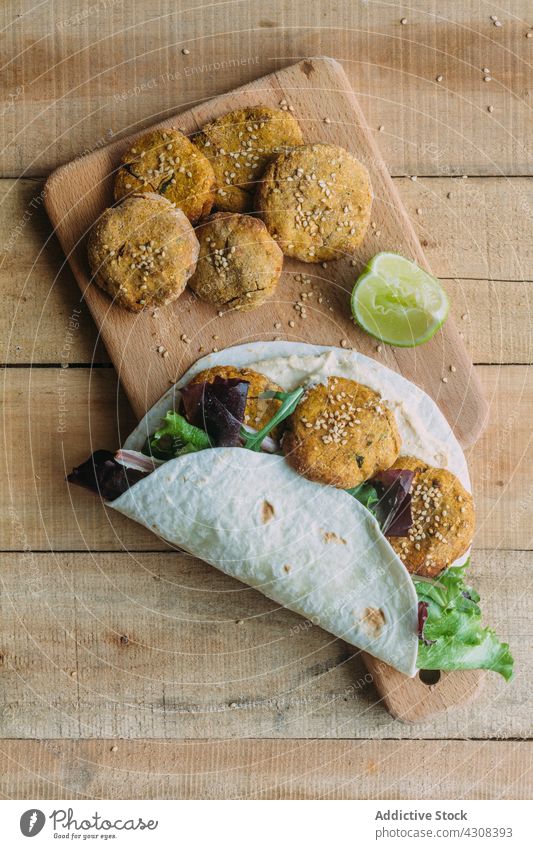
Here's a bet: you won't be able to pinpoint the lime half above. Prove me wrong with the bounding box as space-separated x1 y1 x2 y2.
351 252 449 347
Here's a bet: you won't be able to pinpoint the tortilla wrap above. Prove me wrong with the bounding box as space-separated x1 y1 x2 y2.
112 448 420 675
113 342 472 676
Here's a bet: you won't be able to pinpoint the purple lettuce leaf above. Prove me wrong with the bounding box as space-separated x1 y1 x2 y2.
371 468 414 536
417 600 436 645
180 377 249 447
66 450 148 501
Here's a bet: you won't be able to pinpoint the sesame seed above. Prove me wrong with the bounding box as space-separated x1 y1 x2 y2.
111 745 118 753
323 117 331 124
182 48 190 55
488 105 494 113
494 20 502 27
436 74 443 82
527 31 533 38
450 365 456 373
400 18 407 25
376 345 383 353
410 175 418 181
461 313 468 320
340 339 348 348
378 125 385 132
442 376 448 383
484 75 492 82
157 345 165 354
416 208 422 215
289 320 295 328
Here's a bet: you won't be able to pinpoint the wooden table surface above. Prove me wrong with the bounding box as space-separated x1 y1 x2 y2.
1 0 532 800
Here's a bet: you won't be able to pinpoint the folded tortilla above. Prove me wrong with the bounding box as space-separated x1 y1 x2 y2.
113 342 472 677
112 448 420 675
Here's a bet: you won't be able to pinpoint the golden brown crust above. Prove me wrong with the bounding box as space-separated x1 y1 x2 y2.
282 376 401 489
188 365 283 432
194 106 303 213
188 212 283 311
388 456 475 577
114 128 216 223
256 143 373 262
87 193 199 312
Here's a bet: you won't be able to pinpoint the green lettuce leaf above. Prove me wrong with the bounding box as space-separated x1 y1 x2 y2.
143 411 211 460
415 561 514 681
241 386 304 451
346 481 380 513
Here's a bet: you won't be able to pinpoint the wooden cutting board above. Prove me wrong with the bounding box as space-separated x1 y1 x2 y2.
45 56 487 722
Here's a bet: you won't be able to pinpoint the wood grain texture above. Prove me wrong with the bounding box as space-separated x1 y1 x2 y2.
0 549 528 740
0 739 531 799
2 177 532 365
2 1 532 177
361 656 485 723
2 366 530 551
44 57 487 450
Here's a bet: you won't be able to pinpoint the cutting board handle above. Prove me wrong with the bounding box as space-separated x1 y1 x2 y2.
362 653 485 722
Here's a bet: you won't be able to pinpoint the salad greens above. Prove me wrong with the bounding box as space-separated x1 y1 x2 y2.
144 410 211 460
67 450 148 501
347 481 380 513
143 386 305 459
241 387 304 451
181 377 248 447
347 469 414 536
415 561 513 681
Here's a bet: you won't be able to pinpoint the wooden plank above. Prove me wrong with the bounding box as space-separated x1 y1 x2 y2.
2 177 531 366
0 550 528 740
0 739 530 799
44 58 487 452
472 366 533 550
2 1 532 177
1 366 530 551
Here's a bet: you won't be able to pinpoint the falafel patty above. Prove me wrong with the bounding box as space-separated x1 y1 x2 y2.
194 106 303 213
282 376 401 489
114 128 216 223
388 456 475 578
87 193 199 312
256 143 373 262
188 212 283 311
188 365 284 432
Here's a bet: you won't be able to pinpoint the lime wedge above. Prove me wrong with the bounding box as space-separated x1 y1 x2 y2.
351 252 449 347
